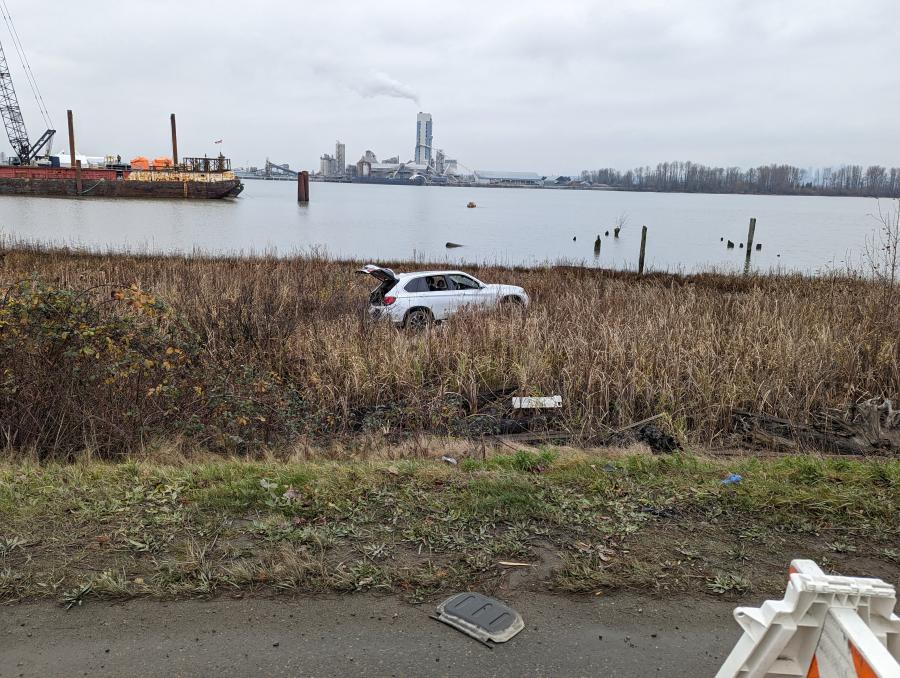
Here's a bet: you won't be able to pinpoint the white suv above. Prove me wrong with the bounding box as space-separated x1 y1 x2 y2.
358 264 530 329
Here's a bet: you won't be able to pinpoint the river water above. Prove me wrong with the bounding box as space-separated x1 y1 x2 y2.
0 179 888 273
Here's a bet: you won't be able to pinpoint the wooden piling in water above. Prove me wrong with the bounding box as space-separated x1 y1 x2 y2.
298 171 310 202
67 109 81 195
638 225 647 274
743 217 756 275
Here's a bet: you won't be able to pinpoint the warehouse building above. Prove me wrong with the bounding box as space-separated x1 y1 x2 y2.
473 170 544 187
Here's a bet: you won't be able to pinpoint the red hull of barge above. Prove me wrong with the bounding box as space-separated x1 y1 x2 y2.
0 166 243 199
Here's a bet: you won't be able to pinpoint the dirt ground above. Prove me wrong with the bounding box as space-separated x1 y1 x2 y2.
0 591 742 678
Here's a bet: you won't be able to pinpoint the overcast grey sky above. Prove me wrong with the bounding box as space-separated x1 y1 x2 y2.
6 0 899 173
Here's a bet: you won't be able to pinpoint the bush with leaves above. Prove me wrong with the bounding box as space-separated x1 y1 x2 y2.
0 281 198 457
0 280 305 458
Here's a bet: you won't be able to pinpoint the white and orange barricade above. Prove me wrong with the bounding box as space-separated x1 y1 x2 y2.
717 559 900 677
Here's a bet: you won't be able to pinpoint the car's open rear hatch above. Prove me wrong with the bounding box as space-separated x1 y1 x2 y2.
357 264 399 306
356 264 398 283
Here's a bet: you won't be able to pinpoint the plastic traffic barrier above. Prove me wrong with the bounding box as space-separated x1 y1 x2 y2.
717 559 900 677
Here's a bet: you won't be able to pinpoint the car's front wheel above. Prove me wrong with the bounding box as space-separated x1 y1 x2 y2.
404 308 433 331
501 295 525 308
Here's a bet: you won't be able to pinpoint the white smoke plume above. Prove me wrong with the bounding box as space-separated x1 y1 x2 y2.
350 72 420 105
313 60 420 105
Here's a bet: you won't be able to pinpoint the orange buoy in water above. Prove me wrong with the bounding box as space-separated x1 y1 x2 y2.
466 201 476 208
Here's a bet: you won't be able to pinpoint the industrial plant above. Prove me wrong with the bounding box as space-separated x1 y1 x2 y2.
313 113 547 188
234 112 576 189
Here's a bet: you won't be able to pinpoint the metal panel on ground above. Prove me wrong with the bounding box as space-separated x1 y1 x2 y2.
434 592 524 645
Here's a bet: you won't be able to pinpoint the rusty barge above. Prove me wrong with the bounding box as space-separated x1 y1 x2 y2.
0 155 244 199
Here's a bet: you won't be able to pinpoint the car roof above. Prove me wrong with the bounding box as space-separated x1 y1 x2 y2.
396 270 472 279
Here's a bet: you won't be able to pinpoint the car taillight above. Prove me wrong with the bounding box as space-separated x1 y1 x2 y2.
383 296 396 305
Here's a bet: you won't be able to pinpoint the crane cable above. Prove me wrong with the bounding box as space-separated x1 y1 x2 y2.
0 0 52 130
0 0 52 131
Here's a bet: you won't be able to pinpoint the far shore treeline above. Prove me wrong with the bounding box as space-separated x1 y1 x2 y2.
580 161 900 197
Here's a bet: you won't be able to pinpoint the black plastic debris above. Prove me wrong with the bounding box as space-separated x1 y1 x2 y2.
433 592 524 646
637 424 680 453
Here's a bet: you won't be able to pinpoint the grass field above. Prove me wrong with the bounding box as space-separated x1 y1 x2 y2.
1 451 897 605
1 243 897 460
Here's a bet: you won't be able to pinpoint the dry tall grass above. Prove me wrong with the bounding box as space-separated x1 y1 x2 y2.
1 242 897 459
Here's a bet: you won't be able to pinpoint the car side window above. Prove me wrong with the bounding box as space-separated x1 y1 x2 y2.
449 274 481 290
425 275 449 292
404 276 449 292
404 277 428 293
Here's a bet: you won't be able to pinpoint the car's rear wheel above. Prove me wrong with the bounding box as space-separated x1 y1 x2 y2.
404 308 433 331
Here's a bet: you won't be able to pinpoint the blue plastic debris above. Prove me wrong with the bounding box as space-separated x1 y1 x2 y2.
721 473 743 485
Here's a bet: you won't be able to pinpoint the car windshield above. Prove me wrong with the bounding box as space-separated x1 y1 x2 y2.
449 274 481 290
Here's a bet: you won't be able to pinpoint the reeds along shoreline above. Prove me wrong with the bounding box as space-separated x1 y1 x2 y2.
1 243 898 460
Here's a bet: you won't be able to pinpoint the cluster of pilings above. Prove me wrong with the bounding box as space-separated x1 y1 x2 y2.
589 218 760 275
